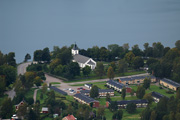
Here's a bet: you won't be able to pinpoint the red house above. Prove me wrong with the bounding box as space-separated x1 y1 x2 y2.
42 107 48 113
15 100 25 111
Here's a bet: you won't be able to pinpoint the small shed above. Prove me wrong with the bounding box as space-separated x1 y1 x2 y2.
42 107 48 113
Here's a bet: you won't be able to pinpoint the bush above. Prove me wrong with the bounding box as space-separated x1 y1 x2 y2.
166 90 174 94
26 97 34 105
159 86 163 89
40 92 43 99
126 103 136 114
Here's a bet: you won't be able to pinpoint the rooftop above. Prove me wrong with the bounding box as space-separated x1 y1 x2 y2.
50 86 67 95
161 78 180 87
107 80 126 89
74 93 98 103
151 91 167 99
116 99 148 105
73 54 90 64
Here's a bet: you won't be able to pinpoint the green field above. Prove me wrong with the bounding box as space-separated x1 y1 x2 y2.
25 88 36 98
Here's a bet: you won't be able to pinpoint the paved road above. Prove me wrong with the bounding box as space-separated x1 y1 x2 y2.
5 88 16 100
17 61 37 75
33 89 39 104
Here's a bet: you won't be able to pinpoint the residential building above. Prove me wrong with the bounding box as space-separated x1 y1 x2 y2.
15 100 25 111
62 114 77 120
106 80 131 93
119 75 156 85
42 107 48 113
74 93 99 107
72 43 96 69
50 86 67 95
79 89 114 97
84 83 93 89
160 78 180 91
106 99 148 109
151 91 168 103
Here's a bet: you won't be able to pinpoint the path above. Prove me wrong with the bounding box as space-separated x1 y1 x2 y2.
33 89 39 104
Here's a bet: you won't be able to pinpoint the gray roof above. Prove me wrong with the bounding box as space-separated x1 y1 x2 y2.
80 89 114 94
72 44 79 50
161 78 180 87
120 77 133 81
120 75 156 81
107 80 126 89
74 93 98 103
73 54 90 64
87 60 95 65
151 92 168 99
50 86 67 95
116 99 148 105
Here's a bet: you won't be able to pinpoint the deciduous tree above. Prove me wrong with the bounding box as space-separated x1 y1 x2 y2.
143 78 151 89
82 66 91 76
107 66 114 79
95 62 105 78
90 85 99 98
136 85 145 99
0 98 13 119
112 110 123 120
126 103 136 113
24 53 31 62
121 87 126 100
132 56 144 69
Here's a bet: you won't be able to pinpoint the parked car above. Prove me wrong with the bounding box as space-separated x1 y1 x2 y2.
70 90 75 93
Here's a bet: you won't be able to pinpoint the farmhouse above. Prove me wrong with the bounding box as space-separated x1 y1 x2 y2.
72 44 96 69
79 89 114 97
106 80 131 93
107 99 148 109
119 75 156 85
151 92 168 103
160 78 180 91
74 93 99 107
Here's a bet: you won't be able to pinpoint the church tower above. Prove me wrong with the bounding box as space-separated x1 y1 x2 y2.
72 43 79 55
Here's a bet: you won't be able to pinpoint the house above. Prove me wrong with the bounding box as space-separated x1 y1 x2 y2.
50 86 67 95
74 93 99 107
79 89 114 97
15 100 25 111
160 78 180 91
72 43 96 69
151 92 168 103
106 80 131 93
119 75 156 85
62 114 77 120
84 83 93 89
106 99 148 109
42 107 48 113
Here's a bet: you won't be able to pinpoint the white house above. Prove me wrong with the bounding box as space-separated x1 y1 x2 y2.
72 44 96 69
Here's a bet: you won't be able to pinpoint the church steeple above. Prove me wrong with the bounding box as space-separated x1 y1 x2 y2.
72 43 79 55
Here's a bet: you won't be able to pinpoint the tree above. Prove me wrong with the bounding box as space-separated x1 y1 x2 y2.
97 106 105 119
150 111 157 120
0 98 13 119
143 93 153 104
110 62 116 71
57 47 72 65
175 40 180 50
112 110 123 120
25 72 36 89
106 93 111 101
82 66 91 76
136 86 145 99
156 97 168 120
0 76 6 96
130 89 135 96
121 87 126 100
95 62 105 78
24 53 31 62
126 103 136 113
140 107 152 120
99 47 108 61
117 59 128 75
34 76 42 87
90 85 99 98
168 96 176 113
124 51 135 66
42 47 51 62
34 50 43 62
109 101 118 112
132 44 143 56
152 42 164 58
132 56 144 69
67 62 80 77
107 66 115 79
143 78 151 89
49 58 61 74
42 83 48 93
17 103 28 119
7 52 16 67
27 109 37 120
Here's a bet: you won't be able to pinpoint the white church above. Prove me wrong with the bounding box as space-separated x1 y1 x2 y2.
72 44 96 70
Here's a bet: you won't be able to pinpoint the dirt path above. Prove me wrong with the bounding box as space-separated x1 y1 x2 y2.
33 89 39 104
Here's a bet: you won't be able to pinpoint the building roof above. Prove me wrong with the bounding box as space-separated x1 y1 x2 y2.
72 44 79 50
42 107 48 111
80 89 114 94
161 78 180 87
87 60 96 65
120 77 133 81
64 115 76 120
116 99 148 105
131 76 146 80
107 80 126 89
85 83 93 87
73 54 90 64
120 75 156 81
50 86 67 95
80 90 90 94
74 93 98 103
151 92 166 99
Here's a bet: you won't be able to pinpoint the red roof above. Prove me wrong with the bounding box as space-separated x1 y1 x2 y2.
65 115 76 120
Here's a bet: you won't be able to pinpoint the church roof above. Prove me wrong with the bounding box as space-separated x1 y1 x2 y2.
87 60 95 65
73 44 79 50
73 54 90 64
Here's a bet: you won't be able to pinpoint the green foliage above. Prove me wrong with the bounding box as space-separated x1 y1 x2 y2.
136 85 145 99
0 76 6 96
132 56 144 69
106 93 111 101
107 66 114 79
143 93 153 104
121 87 126 100
110 61 116 71
90 85 99 98
112 110 123 120
33 47 51 62
125 51 135 66
140 107 151 120
109 101 118 112
132 44 143 56
0 98 13 119
82 66 91 76
175 40 180 50
95 62 105 78
7 52 16 67
24 53 31 62
117 59 128 74
126 103 136 114
143 78 151 89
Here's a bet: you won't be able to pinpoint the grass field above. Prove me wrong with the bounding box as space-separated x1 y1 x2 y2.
25 88 36 98
50 82 61 84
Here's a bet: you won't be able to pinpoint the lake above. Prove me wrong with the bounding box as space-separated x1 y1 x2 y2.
0 0 180 63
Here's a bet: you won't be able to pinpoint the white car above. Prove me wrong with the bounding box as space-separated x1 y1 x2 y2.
70 90 75 94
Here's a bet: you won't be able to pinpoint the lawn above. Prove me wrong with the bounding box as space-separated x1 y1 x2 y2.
122 108 143 120
50 82 61 84
129 84 175 98
0 94 8 106
36 89 48 107
25 88 36 98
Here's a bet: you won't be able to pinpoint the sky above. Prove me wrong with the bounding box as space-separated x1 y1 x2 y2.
0 0 180 63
